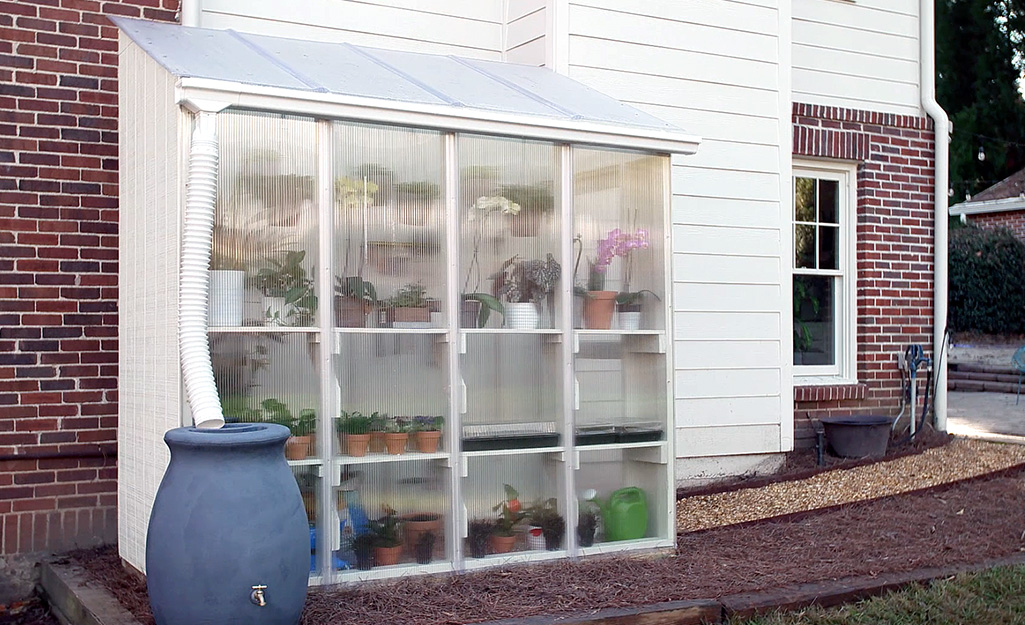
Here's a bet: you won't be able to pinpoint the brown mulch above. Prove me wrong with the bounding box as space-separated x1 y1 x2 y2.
0 597 59 625
73 456 1025 625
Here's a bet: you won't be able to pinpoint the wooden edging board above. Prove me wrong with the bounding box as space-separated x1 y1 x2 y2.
39 562 142 625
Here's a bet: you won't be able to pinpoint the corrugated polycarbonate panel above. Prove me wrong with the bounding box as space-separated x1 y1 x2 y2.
332 121 447 328
576 448 670 543
573 148 667 331
215 111 319 328
458 135 561 329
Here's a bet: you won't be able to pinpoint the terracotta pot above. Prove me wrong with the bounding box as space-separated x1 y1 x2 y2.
342 433 370 457
489 533 517 554
384 432 408 455
335 295 368 327
373 544 403 567
401 513 442 557
583 291 617 329
369 431 386 453
414 430 442 453
284 435 311 460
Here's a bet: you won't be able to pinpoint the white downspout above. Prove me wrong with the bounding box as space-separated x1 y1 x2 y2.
921 0 949 431
179 111 225 429
179 0 200 27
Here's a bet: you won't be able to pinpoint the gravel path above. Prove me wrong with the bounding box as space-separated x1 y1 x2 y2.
677 438 1025 532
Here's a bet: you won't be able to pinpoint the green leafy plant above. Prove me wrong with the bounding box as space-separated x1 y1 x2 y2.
527 498 565 550
615 289 661 309
254 250 317 325
368 411 388 433
411 415 444 432
467 518 493 558
336 411 373 435
383 415 412 433
335 276 377 305
369 507 402 548
258 399 315 436
492 484 527 537
395 181 440 199
949 226 1025 334
492 254 561 305
388 282 429 308
461 292 504 327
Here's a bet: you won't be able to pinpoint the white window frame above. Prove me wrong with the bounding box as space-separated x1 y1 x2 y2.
792 160 858 384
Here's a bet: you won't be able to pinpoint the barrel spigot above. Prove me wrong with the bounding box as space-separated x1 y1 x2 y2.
250 585 267 607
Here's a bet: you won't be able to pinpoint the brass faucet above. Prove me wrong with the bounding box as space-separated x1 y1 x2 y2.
250 585 267 607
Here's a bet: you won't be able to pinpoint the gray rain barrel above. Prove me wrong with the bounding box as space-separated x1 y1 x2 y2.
146 423 308 625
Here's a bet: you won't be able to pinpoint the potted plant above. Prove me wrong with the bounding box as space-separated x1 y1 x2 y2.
386 282 431 325
491 254 561 330
615 290 660 331
254 250 317 326
335 276 377 328
460 194 519 328
260 399 315 460
411 415 444 453
401 511 442 559
467 519 493 558
369 506 403 567
368 411 388 453
413 531 436 564
352 532 375 570
490 484 527 554
337 411 373 457
577 501 599 547
395 180 440 226
383 415 411 455
460 293 504 329
577 229 651 330
499 183 554 237
527 498 565 551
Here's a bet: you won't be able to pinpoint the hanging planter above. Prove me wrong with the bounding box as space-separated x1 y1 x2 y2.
146 423 308 625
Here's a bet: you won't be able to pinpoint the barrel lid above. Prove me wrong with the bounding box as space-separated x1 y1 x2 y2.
163 422 290 448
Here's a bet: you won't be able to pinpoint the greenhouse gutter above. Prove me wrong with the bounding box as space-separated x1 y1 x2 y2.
177 78 702 155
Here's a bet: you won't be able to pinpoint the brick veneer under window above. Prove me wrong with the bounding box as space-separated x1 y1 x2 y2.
793 103 936 448
0 0 178 556
966 209 1025 241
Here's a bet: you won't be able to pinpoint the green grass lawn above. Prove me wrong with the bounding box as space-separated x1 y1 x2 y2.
735 565 1025 625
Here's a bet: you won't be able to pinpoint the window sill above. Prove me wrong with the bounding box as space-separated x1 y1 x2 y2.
794 382 867 403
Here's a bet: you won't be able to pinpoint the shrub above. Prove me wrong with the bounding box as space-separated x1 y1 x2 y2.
949 226 1025 334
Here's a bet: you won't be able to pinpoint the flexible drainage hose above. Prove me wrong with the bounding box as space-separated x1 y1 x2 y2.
179 111 225 429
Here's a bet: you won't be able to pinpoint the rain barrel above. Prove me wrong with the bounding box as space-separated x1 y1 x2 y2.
146 423 308 625
603 487 648 541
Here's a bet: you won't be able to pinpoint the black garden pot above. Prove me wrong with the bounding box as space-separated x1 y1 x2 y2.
821 415 895 458
146 423 308 625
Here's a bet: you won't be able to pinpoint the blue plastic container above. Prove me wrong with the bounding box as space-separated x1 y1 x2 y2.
146 424 308 625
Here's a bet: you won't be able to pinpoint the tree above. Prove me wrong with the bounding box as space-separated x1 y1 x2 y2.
937 0 1025 200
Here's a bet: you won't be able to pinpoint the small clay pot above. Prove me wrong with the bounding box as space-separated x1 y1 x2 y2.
384 432 408 455
489 533 517 554
343 433 370 457
285 435 311 460
414 430 442 453
373 544 403 567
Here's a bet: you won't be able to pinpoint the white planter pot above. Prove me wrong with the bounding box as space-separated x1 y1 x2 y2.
504 302 539 330
209 270 244 327
262 295 291 326
526 526 545 550
618 311 641 331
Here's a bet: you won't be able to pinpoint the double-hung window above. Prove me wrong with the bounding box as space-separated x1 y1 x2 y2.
793 161 856 381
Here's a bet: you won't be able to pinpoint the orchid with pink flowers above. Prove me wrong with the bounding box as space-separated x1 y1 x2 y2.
586 228 650 292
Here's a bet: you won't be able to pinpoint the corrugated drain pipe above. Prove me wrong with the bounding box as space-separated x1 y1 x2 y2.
179 111 225 429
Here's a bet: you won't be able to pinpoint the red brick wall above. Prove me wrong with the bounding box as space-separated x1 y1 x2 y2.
0 0 178 556
792 103 936 448
967 209 1025 241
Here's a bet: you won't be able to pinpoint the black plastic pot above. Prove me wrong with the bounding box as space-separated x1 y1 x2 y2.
821 415 895 458
146 423 308 625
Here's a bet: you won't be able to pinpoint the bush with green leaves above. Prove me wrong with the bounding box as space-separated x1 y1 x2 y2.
949 226 1025 334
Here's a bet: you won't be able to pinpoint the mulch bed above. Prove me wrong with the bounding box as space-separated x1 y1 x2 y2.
72 449 1025 625
0 598 59 625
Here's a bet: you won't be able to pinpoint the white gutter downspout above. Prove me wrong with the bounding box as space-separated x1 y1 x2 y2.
179 0 200 27
921 0 950 431
179 110 224 429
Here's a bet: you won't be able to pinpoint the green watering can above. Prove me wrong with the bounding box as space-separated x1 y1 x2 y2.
583 487 648 541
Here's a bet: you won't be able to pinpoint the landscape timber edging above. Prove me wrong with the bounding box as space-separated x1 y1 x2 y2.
39 561 142 625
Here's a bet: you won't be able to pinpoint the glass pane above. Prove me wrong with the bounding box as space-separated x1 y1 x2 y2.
794 224 815 269
818 179 839 224
333 122 447 329
458 135 561 329
332 333 448 458
575 335 666 438
577 448 669 544
794 177 815 222
461 334 562 449
463 455 565 557
819 225 838 270
334 460 451 571
573 148 667 330
215 112 319 328
793 275 835 366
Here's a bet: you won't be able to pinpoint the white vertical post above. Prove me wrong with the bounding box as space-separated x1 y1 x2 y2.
444 132 464 566
559 144 577 554
661 154 676 546
316 119 336 583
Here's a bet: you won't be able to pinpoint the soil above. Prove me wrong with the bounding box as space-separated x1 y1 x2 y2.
68 432 1025 625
